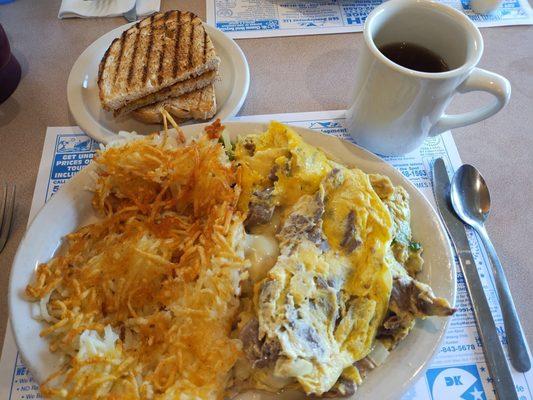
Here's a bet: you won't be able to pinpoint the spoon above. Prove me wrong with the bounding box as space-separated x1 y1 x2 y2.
451 164 531 372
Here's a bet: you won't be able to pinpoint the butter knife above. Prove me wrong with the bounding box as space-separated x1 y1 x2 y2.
433 158 517 400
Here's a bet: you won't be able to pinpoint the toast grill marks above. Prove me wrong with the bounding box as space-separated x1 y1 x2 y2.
157 12 172 86
98 11 220 112
142 16 155 86
166 11 213 81
176 13 193 76
98 30 128 100
126 24 141 86
172 11 182 78
115 33 127 85
188 15 195 69
204 30 207 65
114 20 148 101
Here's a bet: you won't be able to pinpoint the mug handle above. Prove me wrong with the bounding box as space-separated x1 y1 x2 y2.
429 68 511 136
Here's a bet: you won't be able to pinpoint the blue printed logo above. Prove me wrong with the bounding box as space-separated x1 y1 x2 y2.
56 135 95 153
426 365 486 400
308 121 343 130
461 0 472 10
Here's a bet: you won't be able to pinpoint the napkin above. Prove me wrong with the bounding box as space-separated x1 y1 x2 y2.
59 0 161 19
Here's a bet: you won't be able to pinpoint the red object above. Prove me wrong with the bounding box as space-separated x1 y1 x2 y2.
0 23 21 104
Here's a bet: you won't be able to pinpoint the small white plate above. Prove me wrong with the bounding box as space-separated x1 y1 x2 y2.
9 122 455 399
67 22 250 144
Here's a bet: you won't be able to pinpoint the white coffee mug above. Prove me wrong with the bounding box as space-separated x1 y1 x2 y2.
346 0 511 156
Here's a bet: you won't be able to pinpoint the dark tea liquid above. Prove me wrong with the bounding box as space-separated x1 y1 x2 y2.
379 42 449 73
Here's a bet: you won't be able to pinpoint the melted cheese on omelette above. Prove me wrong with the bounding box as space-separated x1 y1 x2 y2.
235 121 332 211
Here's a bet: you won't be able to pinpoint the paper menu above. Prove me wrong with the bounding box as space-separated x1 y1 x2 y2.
206 0 533 39
1 110 531 399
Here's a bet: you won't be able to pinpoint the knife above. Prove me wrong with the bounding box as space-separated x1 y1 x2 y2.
433 158 517 400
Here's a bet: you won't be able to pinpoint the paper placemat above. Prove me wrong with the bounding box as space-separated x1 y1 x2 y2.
1 110 532 399
206 0 533 39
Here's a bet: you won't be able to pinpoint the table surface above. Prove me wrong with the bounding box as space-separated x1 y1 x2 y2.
0 0 531 358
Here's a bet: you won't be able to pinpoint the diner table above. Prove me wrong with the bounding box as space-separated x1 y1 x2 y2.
0 0 531 359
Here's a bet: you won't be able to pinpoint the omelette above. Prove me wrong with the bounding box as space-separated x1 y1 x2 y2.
25 121 454 400
233 122 455 397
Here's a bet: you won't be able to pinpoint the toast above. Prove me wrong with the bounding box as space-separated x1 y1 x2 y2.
132 84 217 124
98 10 220 113
114 69 216 117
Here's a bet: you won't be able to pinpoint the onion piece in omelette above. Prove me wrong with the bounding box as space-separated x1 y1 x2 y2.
25 127 249 399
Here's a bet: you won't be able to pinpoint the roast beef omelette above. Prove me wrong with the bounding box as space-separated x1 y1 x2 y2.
26 121 455 399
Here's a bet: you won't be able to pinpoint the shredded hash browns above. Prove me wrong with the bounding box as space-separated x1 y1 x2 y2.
26 125 249 399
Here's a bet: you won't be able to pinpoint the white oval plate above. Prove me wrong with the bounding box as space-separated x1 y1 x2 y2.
9 122 455 399
67 22 250 144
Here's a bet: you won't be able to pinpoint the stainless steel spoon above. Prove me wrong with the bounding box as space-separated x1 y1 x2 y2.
451 164 531 372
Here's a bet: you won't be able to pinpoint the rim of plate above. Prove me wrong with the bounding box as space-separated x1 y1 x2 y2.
67 22 250 144
9 122 456 399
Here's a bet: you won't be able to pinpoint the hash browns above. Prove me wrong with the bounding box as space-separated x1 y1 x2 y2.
26 126 248 399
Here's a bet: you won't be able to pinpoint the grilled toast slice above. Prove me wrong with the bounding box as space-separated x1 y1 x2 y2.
98 10 220 112
114 69 216 116
131 83 216 124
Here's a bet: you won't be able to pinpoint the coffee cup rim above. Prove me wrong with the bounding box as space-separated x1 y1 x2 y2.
363 0 484 79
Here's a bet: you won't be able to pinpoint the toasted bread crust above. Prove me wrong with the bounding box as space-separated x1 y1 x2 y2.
98 11 220 112
131 84 217 124
114 70 216 116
